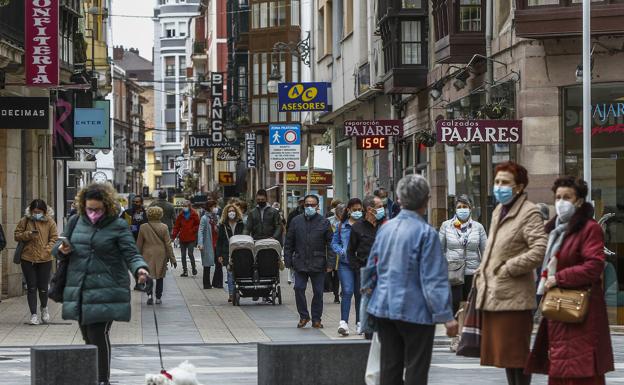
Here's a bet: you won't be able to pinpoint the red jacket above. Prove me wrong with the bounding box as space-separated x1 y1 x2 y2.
526 203 614 378
172 210 200 243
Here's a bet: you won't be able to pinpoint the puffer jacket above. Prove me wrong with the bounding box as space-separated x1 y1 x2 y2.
284 213 335 273
474 193 547 312
14 208 58 263
52 215 148 325
439 218 487 275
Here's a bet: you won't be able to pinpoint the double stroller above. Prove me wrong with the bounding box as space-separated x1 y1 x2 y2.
229 235 283 306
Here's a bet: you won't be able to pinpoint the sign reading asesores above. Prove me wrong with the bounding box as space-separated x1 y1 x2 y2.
278 82 331 112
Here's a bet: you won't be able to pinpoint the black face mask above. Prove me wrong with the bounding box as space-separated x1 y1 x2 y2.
257 201 267 208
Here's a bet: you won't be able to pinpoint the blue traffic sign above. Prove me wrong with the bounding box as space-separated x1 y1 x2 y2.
269 124 301 145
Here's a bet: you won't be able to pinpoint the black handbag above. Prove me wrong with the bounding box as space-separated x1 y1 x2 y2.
48 215 79 303
13 219 30 264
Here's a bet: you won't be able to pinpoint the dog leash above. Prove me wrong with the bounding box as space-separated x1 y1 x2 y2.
143 277 173 380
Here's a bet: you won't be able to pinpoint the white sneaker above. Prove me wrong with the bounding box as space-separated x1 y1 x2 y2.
356 322 362 335
338 320 349 336
29 314 40 325
40 307 50 323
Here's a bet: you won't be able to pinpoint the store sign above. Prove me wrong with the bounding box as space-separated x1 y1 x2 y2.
344 120 404 137
174 156 187 190
26 0 59 86
593 102 624 122
436 120 522 144
53 90 74 159
210 72 224 143
219 172 235 186
216 147 241 161
75 101 111 149
269 124 301 172
245 132 257 168
0 97 49 129
279 171 333 186
355 136 388 150
188 134 234 149
278 82 331 112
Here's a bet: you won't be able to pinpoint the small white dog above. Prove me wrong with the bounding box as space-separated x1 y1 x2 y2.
145 361 202 385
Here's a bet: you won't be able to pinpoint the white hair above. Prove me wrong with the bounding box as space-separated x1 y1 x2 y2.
396 174 430 211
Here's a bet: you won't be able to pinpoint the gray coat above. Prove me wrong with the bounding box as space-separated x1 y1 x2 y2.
197 214 215 267
439 219 487 275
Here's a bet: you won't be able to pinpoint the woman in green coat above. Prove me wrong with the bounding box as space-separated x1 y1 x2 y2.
53 183 149 385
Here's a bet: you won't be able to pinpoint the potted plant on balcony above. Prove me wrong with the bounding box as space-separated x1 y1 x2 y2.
477 99 508 119
235 115 250 126
415 130 436 147
0 0 10 7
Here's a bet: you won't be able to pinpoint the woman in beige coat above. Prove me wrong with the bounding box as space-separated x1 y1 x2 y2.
473 161 548 385
137 207 176 305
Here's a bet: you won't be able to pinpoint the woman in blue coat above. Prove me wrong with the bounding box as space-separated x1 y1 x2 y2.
53 183 149 385
331 198 362 337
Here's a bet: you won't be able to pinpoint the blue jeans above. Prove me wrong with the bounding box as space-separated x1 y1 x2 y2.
338 262 361 324
227 271 234 295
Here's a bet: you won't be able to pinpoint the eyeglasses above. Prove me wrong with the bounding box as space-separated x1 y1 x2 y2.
86 207 104 214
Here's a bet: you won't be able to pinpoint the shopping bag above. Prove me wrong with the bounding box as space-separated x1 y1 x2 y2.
456 287 481 358
365 332 380 385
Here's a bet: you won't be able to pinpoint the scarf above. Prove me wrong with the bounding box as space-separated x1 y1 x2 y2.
452 217 472 247
536 218 568 295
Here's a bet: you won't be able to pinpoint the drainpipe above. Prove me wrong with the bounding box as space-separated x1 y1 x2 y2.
485 0 493 103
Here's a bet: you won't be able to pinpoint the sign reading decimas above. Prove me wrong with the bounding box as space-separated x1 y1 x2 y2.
269 124 301 172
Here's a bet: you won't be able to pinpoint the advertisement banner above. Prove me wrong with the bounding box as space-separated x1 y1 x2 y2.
245 132 257 168
278 82 331 112
344 120 404 137
436 120 523 144
26 0 60 87
210 72 224 143
0 97 49 129
75 100 111 149
269 124 301 172
189 134 235 149
53 90 74 159
278 171 333 186
216 147 241 161
218 172 235 186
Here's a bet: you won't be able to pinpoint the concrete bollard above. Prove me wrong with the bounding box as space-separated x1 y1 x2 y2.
258 340 371 385
31 345 98 385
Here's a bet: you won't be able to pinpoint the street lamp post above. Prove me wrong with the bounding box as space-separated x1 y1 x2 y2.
582 0 592 203
266 34 311 215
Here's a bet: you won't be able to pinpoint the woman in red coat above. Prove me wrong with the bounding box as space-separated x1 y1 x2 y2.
526 176 614 385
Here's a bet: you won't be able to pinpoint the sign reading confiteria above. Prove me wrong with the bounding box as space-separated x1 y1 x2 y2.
344 120 404 137
436 120 522 144
26 0 60 87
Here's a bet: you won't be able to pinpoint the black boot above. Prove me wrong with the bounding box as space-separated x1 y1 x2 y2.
180 269 188 277
505 368 516 385
515 369 531 385
203 267 212 289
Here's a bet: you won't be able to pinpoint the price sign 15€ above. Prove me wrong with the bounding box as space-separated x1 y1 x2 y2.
356 136 388 150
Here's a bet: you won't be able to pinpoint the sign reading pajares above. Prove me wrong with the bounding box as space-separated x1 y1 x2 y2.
278 82 331 112
26 0 59 86
436 120 522 144
0 97 49 129
344 120 404 137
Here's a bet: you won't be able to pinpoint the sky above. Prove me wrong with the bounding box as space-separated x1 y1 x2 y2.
111 0 154 62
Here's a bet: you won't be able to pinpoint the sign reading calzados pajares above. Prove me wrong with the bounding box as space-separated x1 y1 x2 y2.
436 120 523 144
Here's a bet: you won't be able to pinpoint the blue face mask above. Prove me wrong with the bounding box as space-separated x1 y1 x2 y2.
493 185 514 205
33 213 44 221
375 207 386 221
456 208 471 221
351 210 363 220
304 207 317 217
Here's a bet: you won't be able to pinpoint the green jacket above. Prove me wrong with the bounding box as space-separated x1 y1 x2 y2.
52 215 148 325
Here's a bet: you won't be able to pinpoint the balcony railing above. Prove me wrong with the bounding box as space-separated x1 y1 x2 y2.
193 41 207 55
0 1 25 47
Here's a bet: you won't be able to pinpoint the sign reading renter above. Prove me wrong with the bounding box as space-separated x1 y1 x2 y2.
436 120 522 144
26 0 59 87
344 120 404 137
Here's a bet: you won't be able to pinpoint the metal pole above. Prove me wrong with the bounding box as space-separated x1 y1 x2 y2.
306 131 313 195
582 0 592 203
485 0 493 103
282 171 288 220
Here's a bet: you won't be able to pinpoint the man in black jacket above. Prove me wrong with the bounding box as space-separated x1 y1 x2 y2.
348 195 386 272
286 197 305 228
149 190 175 233
284 194 335 329
244 189 282 241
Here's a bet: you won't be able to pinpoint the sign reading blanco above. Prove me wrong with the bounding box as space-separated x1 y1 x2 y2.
269 124 301 172
211 72 224 143
344 120 404 137
436 120 522 144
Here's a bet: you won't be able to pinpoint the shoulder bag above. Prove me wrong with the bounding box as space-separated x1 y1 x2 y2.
13 218 31 264
48 215 80 303
541 287 591 323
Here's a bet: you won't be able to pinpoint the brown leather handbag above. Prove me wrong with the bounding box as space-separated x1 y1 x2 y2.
541 287 591 323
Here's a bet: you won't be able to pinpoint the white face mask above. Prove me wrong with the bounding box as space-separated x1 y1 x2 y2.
228 211 236 220
555 199 576 223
